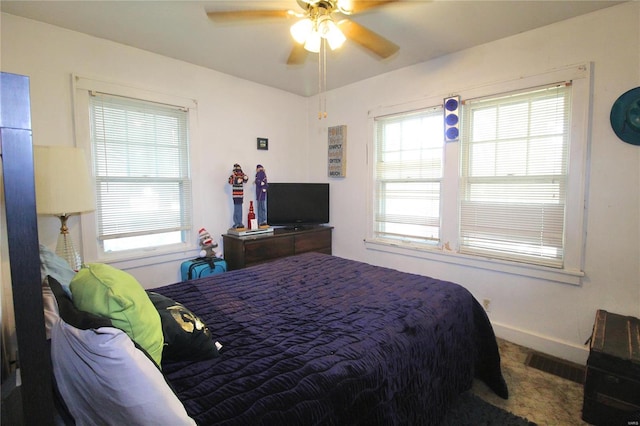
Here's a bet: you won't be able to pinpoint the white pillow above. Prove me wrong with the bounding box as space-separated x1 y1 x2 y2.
42 282 59 340
50 319 196 426
39 244 75 298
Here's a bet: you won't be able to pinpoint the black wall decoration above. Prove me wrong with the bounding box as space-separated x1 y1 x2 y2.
444 95 460 142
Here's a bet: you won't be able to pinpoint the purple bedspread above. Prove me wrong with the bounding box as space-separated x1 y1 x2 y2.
155 253 507 425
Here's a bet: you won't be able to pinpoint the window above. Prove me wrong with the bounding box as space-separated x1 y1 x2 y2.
459 84 571 267
373 107 443 244
72 74 198 262
88 93 192 254
367 65 590 283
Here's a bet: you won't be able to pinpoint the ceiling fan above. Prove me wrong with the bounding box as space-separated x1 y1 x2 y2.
206 0 400 65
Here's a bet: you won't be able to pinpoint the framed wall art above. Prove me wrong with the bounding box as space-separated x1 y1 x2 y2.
328 125 346 178
257 137 268 150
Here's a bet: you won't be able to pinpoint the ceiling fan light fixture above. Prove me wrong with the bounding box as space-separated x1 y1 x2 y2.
315 14 346 50
316 14 332 34
290 18 313 44
304 30 321 53
325 22 346 50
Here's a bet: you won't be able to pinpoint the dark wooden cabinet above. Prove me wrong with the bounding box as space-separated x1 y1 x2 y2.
582 310 640 425
222 226 333 270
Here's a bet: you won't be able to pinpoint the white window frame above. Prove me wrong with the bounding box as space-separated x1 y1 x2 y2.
366 64 591 285
459 82 572 267
373 106 444 245
73 75 200 265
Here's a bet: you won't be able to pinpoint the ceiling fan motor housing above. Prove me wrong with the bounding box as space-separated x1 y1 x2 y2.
298 0 352 16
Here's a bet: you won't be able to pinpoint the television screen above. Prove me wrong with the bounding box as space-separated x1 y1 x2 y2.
267 183 329 228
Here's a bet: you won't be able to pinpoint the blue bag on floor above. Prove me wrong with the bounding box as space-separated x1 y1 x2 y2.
180 257 227 281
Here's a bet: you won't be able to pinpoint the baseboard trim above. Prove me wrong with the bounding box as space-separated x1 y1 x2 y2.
492 321 590 365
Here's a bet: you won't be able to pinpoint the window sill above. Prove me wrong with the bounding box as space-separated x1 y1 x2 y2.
92 243 199 271
364 239 584 286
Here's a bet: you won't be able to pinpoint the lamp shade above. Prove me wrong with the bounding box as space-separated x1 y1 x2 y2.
304 30 321 53
290 18 312 44
325 23 346 50
34 145 95 215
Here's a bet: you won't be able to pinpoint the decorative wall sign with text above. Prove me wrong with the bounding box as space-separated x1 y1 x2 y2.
328 125 347 178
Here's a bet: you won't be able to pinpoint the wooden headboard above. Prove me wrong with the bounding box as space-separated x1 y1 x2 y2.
1 72 54 424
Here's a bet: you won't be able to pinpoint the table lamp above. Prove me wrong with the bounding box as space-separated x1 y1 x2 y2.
34 145 95 270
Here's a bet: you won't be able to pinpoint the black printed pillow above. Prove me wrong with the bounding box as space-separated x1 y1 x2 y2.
146 292 219 362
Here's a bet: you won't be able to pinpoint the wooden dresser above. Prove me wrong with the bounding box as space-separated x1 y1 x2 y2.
582 309 640 425
222 226 332 270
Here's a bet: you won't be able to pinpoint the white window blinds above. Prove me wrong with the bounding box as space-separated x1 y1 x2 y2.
89 93 192 249
460 83 571 267
373 107 443 243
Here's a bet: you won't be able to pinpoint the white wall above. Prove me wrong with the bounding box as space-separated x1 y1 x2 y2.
0 13 309 288
308 2 640 364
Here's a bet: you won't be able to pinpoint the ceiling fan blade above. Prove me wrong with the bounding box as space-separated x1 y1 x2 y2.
206 10 292 21
287 44 308 65
347 1 398 14
338 19 399 58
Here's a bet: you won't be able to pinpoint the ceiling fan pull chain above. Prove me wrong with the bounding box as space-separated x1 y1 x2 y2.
318 38 328 119
318 41 323 120
323 38 328 119
317 38 328 120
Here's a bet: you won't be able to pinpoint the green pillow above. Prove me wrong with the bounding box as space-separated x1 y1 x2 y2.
70 263 164 367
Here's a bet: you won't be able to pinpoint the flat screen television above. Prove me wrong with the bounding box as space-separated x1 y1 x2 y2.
267 183 329 229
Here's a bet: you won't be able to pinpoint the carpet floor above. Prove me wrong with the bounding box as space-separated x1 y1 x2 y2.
471 339 589 426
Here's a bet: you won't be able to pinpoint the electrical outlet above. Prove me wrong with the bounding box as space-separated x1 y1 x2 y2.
482 298 491 312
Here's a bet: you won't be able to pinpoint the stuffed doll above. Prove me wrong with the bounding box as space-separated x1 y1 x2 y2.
198 227 219 258
228 163 248 229
255 164 268 227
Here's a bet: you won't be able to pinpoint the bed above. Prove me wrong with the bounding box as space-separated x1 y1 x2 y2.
153 252 508 425
1 72 507 425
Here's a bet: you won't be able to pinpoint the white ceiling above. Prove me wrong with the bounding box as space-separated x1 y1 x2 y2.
1 0 622 97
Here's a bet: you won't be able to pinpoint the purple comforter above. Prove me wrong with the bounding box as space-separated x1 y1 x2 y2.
156 253 507 425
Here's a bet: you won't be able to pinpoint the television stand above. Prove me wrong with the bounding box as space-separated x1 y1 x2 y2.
222 226 332 270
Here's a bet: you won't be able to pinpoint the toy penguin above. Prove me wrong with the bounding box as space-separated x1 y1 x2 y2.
228 163 248 229
255 164 268 227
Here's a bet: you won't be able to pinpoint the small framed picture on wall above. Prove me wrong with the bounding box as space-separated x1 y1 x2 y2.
257 137 269 150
